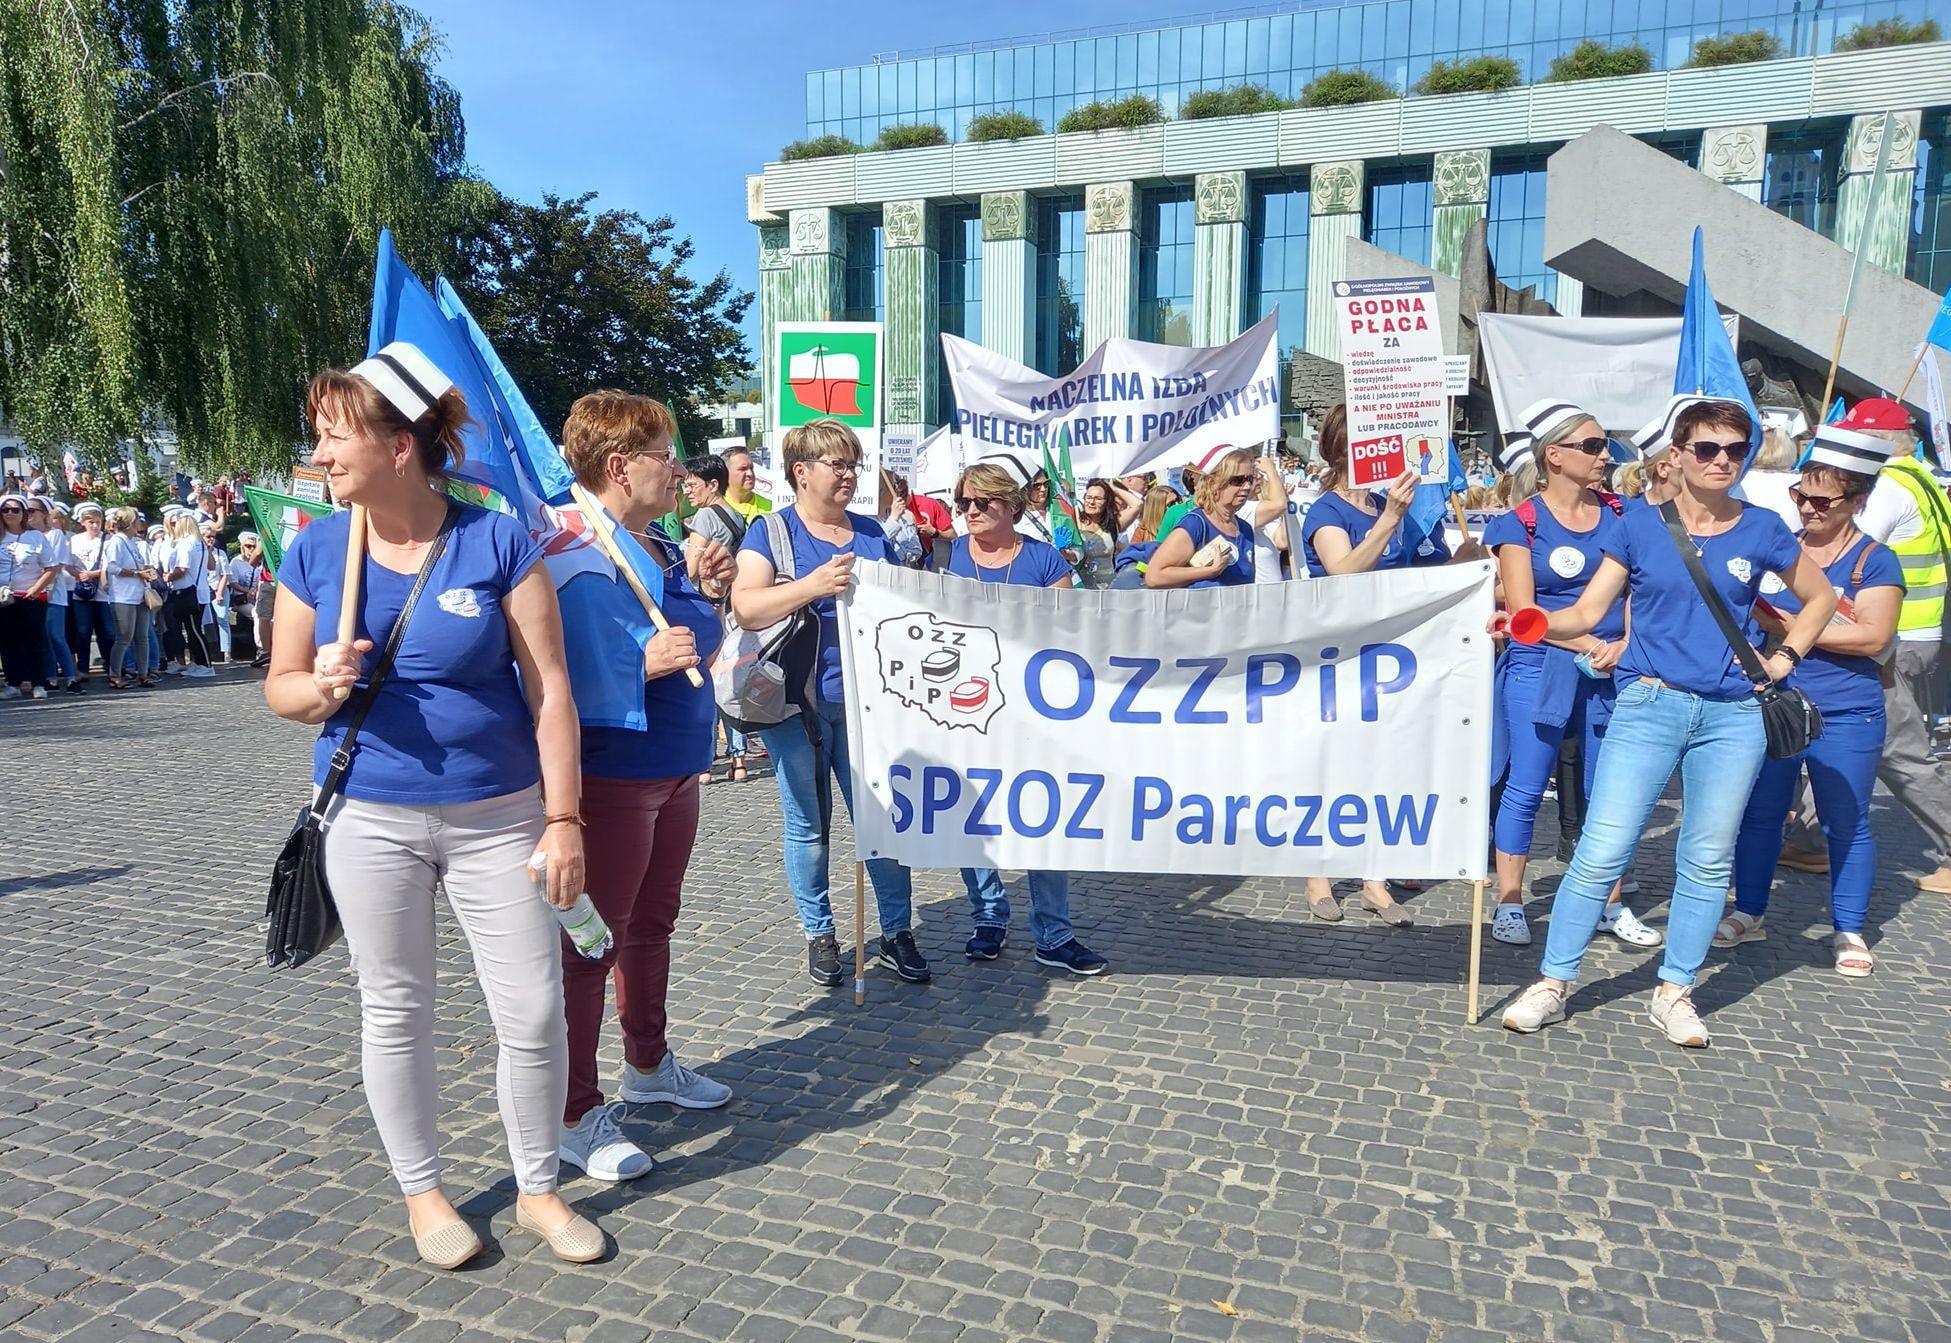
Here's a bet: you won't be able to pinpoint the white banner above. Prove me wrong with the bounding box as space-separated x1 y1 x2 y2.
1478 314 1742 436
839 562 1495 879
941 314 1282 480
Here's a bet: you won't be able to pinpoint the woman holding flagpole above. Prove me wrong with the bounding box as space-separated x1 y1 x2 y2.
1499 398 1836 1047
266 342 600 1268
552 390 737 1185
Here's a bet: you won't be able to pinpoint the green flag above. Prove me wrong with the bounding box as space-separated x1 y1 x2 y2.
243 486 333 574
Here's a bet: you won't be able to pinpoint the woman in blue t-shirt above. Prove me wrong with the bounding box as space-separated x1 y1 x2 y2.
1483 401 1660 951
1727 445 1903 978
730 419 922 987
1498 399 1838 1048
944 462 1108 976
1145 446 1260 589
551 391 738 1189
267 342 598 1269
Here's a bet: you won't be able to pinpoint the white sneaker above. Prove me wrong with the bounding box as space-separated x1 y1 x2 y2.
0 686 20 700
1600 905 1664 947
1490 904 1532 946
1502 981 1568 1033
28 685 47 700
1650 989 1709 1047
558 1101 652 1182
185 665 216 679
618 1051 732 1109
163 662 185 676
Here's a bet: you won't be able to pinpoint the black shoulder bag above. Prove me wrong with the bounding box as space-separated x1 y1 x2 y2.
265 503 459 969
1656 500 1823 760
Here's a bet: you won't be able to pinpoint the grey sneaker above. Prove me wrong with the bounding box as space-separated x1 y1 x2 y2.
1649 989 1709 1048
558 1101 652 1182
1489 904 1531 945
1502 981 1567 1033
618 1051 731 1110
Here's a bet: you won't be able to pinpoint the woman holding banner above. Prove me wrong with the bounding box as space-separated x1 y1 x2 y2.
1144 447 1261 589
1498 398 1836 1047
554 390 737 1187
267 345 600 1267
1483 401 1661 950
1726 433 1901 977
731 418 925 987
946 462 1109 974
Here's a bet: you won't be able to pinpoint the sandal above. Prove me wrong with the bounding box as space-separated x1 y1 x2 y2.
1833 932 1873 978
107 678 131 690
1361 887 1414 927
730 758 748 783
1713 910 1766 949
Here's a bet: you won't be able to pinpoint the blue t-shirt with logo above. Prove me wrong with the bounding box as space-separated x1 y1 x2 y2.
1169 509 1256 587
1483 499 1627 663
1604 501 1804 699
946 535 1074 588
740 506 898 704
582 528 727 780
281 504 542 804
1760 534 1903 716
1299 491 1452 577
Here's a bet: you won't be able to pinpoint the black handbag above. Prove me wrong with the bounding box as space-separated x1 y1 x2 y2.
265 503 458 969
1656 500 1823 760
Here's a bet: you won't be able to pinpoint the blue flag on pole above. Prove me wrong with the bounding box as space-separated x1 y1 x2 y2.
1929 289 1951 353
367 229 665 729
1674 227 1762 471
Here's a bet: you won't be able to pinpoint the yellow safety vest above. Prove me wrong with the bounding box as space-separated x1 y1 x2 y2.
1881 455 1951 634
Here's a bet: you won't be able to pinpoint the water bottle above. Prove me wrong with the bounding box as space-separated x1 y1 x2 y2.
529 853 612 959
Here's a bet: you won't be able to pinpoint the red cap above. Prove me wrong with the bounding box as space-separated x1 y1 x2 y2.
1836 397 1913 432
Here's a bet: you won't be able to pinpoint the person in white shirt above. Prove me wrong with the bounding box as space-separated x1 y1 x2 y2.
202 521 233 663
1237 453 1296 584
0 494 56 698
228 533 264 663
105 509 159 688
161 512 215 677
24 498 82 693
67 502 114 679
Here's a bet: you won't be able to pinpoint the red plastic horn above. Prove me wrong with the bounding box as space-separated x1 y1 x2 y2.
1506 606 1549 645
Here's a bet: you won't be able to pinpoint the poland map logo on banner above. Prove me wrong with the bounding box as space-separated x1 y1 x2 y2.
874 612 1006 733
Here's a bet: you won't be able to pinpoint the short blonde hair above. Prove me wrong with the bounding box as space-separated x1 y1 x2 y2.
108 506 139 534
561 390 678 489
1193 449 1256 511
782 418 861 492
953 463 1026 521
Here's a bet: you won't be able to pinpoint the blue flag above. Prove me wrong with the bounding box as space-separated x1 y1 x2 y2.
367 230 666 729
1674 228 1762 468
1929 289 1951 353
1402 440 1468 553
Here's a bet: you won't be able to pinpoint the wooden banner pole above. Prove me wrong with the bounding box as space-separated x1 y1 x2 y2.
1467 879 1486 1024
853 862 867 1007
1895 344 1930 403
567 482 705 688
332 504 367 701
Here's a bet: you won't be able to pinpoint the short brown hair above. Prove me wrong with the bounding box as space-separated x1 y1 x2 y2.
1798 462 1877 500
561 390 678 489
782 418 862 491
306 369 473 480
1672 399 1752 450
953 463 1026 520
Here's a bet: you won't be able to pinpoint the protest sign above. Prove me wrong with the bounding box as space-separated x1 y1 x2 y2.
288 465 330 505
1336 278 1448 489
840 562 1494 880
941 314 1280 481
775 322 884 433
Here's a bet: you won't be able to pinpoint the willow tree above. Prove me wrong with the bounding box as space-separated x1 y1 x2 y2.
0 0 481 473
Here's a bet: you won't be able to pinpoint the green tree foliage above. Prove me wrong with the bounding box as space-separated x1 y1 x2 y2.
1297 69 1397 107
965 111 1043 141
0 0 478 473
1056 96 1165 133
450 192 752 450
1412 56 1523 96
1544 39 1654 81
1179 85 1292 119
1688 30 1784 66
779 134 861 161
873 123 948 151
1833 17 1941 50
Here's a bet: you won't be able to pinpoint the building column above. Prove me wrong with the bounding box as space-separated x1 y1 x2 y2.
1192 172 1248 346
1837 110 1922 275
756 224 791 436
979 191 1036 365
1552 273 1585 318
786 206 848 323
881 199 937 427
1304 160 1365 361
1431 149 1489 280
1084 181 1138 351
1700 125 1766 202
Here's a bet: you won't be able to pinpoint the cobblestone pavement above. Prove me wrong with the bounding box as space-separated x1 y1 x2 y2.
3 670 1950 1343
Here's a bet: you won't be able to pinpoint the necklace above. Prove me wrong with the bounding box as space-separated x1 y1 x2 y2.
971 540 1021 584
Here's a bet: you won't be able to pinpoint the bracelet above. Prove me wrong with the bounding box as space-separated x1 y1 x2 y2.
1775 646 1803 667
543 813 584 828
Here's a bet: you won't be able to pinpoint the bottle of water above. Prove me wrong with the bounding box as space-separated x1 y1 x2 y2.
528 853 612 959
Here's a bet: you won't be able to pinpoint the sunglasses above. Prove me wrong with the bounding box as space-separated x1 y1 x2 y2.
954 495 1004 514
0 506 22 514
1551 436 1611 456
1224 473 1256 488
1789 486 1849 512
1685 439 1751 463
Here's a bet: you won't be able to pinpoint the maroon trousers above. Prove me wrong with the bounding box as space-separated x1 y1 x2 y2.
563 772 700 1125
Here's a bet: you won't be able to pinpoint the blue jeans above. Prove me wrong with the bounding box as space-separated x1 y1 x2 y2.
1494 654 1608 856
720 713 748 758
759 696 913 938
961 868 1073 951
44 604 75 681
1733 707 1884 934
1540 681 1765 988
70 601 113 672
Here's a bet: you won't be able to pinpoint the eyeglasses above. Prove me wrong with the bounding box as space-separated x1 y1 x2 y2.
815 458 860 476
1789 486 1849 512
1225 473 1256 488
1551 436 1611 456
1685 439 1750 463
954 495 1004 514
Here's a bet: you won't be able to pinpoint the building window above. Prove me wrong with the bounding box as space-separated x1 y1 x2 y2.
842 214 883 323
1137 185 1196 346
937 202 983 425
1641 131 1702 168
1912 110 1951 296
1035 194 1086 376
1765 122 1848 239
1365 161 1434 269
1247 173 1310 363
1488 149 1557 308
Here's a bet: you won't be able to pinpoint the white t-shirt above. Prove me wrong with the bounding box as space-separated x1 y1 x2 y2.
70 531 110 602
226 555 257 591
1858 470 1939 643
39 529 71 605
0 529 48 597
1236 499 1296 584
165 537 209 595
103 535 150 604
1731 469 1802 534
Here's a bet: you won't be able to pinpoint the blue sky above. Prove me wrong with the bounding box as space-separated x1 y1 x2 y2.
416 0 1121 373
